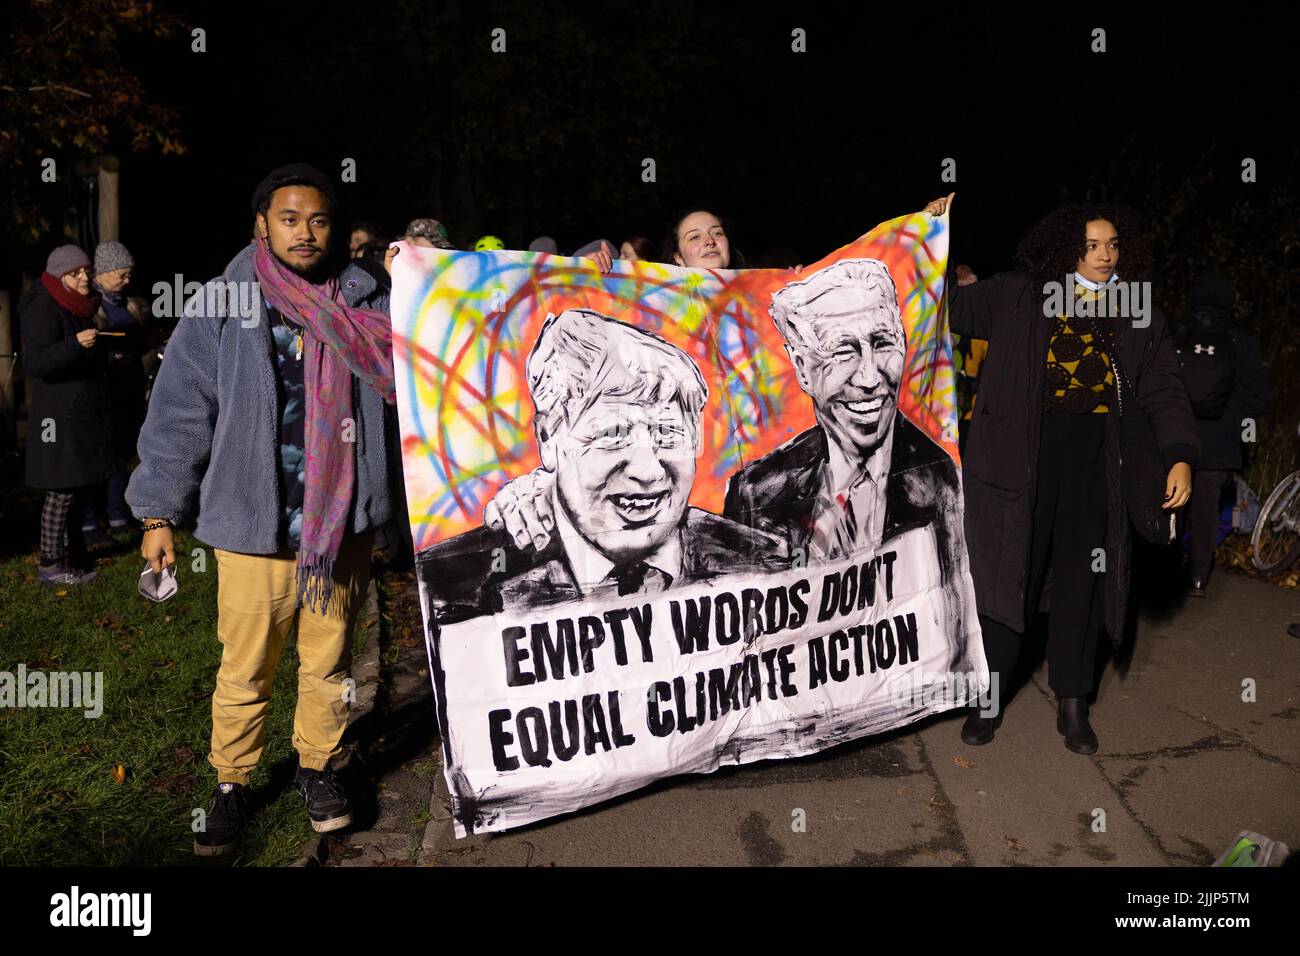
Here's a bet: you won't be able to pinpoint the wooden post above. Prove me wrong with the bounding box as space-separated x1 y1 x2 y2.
98 154 121 243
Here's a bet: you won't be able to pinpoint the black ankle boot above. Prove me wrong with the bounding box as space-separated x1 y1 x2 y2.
1056 696 1098 754
960 706 1003 746
193 782 252 857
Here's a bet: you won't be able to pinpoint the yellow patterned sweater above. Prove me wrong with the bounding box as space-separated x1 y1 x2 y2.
1043 285 1116 414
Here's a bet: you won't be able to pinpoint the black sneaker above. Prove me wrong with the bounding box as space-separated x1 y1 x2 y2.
295 766 352 833
193 782 251 857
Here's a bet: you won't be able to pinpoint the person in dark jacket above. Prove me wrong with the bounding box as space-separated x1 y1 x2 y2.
82 240 145 536
20 244 113 586
929 195 1199 754
1178 272 1269 596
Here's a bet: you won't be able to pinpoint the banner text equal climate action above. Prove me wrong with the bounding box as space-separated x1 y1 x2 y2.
487 548 919 771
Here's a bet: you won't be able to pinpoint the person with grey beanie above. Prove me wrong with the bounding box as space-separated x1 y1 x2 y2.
81 240 145 536
91 239 136 328
20 243 113 586
94 240 134 280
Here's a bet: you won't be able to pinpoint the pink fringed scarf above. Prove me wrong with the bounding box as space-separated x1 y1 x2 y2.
252 238 395 613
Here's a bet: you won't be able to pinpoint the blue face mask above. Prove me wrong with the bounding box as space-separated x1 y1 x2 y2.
1073 271 1119 291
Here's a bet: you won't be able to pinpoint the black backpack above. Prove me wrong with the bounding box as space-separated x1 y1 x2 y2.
1175 320 1237 420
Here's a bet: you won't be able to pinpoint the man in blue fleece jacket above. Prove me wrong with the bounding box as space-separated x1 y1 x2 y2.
126 164 397 856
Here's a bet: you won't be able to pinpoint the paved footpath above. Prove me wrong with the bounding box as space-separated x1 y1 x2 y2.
324 572 1299 867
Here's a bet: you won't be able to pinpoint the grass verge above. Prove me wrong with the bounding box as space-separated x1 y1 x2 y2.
0 521 367 866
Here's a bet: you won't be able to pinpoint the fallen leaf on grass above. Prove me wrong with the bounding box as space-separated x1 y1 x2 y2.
55 589 68 597
110 765 127 784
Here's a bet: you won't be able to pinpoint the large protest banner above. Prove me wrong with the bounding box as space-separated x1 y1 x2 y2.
389 211 987 836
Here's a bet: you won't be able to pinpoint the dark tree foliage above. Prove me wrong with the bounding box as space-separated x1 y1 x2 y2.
0 0 187 246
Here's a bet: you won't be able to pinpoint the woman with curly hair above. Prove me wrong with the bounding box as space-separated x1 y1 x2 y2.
925 194 1198 754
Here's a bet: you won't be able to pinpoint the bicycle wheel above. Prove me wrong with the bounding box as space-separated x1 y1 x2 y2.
1251 470 1300 574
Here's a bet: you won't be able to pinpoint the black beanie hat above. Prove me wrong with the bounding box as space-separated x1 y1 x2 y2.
1189 271 1235 312
251 163 339 216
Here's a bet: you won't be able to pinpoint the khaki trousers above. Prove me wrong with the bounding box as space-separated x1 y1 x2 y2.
209 534 373 785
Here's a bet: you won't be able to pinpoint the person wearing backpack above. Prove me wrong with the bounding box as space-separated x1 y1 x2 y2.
1176 272 1269 597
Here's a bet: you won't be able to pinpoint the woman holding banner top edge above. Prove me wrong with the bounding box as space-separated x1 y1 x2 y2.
930 193 1197 756
663 208 748 270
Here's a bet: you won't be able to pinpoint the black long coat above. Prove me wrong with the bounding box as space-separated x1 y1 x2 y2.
20 281 113 489
949 271 1199 647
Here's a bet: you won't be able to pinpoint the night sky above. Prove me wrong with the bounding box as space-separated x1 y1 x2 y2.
106 3 1291 290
